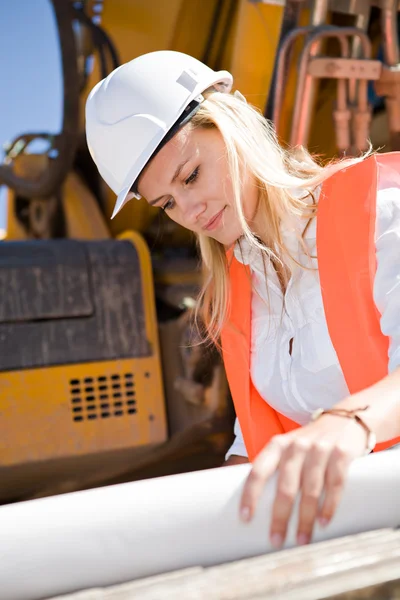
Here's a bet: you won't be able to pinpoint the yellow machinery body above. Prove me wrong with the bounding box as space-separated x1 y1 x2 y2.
0 231 167 501
0 358 165 500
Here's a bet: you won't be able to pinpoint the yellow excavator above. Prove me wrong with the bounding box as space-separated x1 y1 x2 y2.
0 0 399 505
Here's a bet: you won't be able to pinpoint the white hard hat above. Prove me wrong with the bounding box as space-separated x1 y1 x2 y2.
85 50 233 218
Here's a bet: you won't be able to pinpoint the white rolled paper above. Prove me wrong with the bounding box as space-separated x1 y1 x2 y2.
0 448 399 600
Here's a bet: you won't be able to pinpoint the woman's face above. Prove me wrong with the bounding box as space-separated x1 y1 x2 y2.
138 125 258 246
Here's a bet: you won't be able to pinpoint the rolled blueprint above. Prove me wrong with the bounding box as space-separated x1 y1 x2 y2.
0 448 399 600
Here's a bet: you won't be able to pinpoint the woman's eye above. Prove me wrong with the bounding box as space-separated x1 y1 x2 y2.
185 166 199 185
161 198 174 211
160 167 199 211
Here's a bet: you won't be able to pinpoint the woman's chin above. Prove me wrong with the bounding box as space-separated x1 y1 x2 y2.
209 224 244 247
209 231 240 247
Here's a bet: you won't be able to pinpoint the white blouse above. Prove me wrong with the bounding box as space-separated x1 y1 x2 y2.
227 173 400 459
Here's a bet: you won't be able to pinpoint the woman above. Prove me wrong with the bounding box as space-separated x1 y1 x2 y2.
86 50 400 549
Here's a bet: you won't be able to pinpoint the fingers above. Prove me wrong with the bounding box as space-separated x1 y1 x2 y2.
240 432 353 549
319 446 351 526
296 442 331 544
269 440 307 548
240 436 283 523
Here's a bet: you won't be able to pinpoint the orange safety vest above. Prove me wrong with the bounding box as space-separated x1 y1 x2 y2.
221 152 400 461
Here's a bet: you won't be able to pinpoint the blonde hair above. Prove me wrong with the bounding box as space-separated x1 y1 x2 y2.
189 91 372 343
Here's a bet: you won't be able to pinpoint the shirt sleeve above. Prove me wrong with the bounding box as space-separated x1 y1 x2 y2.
225 417 248 460
373 184 400 373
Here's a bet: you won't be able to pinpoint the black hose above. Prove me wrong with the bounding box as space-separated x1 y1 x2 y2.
214 0 237 70
202 0 225 65
73 6 120 78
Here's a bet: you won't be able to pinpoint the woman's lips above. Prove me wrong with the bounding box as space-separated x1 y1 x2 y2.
203 207 226 231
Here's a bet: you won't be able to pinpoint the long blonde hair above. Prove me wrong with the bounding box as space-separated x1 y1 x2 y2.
189 91 371 343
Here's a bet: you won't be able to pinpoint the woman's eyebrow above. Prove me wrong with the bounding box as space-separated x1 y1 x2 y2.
148 157 192 206
171 157 191 184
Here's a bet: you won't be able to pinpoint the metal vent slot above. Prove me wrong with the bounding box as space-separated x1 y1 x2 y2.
69 373 136 422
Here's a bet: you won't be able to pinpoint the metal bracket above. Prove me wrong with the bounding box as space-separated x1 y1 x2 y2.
308 57 382 80
328 0 372 16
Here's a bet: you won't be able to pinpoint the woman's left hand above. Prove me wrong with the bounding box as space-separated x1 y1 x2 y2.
239 412 368 548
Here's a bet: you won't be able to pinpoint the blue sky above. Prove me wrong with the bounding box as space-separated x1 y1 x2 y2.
0 0 63 235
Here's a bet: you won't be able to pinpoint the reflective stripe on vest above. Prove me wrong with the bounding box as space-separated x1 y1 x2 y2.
221 152 400 461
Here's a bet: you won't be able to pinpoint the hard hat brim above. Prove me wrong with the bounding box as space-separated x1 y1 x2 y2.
111 69 233 219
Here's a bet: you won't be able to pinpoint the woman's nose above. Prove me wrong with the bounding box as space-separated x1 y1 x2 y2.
180 194 207 227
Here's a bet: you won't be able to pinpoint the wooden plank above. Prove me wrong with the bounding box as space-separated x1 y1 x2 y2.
50 529 400 600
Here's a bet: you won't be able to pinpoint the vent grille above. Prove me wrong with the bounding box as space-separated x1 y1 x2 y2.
69 373 136 422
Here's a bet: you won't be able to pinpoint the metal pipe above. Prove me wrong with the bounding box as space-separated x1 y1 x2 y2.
380 0 399 66
357 79 369 112
311 0 330 25
291 27 372 146
334 37 351 153
379 0 400 150
348 6 372 105
329 0 372 104
337 80 348 112
290 0 330 146
272 24 334 131
347 31 371 132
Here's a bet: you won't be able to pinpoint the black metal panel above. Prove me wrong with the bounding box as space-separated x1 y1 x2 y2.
0 239 150 371
0 241 93 322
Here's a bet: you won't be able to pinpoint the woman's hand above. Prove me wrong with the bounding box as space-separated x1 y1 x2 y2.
239 413 368 548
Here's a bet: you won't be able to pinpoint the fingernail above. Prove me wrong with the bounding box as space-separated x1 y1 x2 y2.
318 517 329 528
297 533 310 546
240 506 251 522
271 533 283 548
